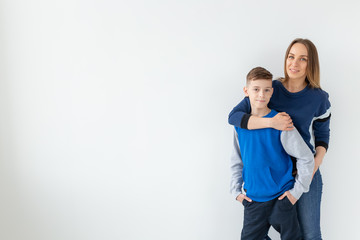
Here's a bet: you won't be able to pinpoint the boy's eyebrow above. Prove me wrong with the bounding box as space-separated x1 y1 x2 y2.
251 86 272 88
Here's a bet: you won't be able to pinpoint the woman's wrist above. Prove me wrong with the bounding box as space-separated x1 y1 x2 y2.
313 146 326 173
268 117 275 128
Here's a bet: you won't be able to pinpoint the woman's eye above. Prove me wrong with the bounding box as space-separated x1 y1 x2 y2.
301 58 308 61
288 55 294 59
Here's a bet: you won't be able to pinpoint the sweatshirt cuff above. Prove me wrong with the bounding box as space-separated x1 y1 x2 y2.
315 141 328 151
232 190 242 200
289 188 302 200
241 114 251 129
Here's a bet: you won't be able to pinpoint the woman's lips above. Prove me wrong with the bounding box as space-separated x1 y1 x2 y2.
289 68 299 73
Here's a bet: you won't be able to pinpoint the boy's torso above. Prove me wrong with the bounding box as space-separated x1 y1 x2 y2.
235 110 294 202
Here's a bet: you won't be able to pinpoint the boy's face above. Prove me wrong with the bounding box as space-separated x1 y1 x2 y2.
244 79 273 109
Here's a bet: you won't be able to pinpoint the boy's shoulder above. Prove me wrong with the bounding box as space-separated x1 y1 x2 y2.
234 109 278 131
235 109 279 135
266 109 278 118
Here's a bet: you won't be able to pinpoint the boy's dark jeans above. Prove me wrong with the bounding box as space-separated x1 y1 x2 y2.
241 197 301 240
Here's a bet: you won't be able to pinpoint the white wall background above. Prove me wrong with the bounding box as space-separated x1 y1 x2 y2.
0 0 359 239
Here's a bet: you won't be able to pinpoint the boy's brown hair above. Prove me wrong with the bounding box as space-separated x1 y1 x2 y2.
246 67 273 85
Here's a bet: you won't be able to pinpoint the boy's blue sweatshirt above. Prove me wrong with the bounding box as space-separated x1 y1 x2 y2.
230 110 314 202
228 80 331 153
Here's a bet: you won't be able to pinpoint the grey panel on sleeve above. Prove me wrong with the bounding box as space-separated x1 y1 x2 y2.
281 128 315 200
229 129 243 200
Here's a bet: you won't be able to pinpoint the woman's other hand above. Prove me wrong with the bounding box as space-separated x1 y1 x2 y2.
270 112 294 131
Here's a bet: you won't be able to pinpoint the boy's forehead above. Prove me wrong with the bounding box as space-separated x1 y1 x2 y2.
248 79 272 87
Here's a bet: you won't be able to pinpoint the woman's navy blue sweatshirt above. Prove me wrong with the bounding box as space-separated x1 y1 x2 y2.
228 80 331 153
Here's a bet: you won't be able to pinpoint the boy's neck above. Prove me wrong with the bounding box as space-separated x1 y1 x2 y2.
250 106 271 117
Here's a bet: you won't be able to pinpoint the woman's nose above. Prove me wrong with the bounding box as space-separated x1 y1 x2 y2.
292 59 299 66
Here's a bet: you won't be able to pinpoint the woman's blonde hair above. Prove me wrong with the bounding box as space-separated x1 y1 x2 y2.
281 38 321 88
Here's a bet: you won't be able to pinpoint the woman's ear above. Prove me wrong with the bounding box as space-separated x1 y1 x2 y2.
243 86 249 97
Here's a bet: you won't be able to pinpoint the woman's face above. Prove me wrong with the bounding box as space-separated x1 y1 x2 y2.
286 43 308 81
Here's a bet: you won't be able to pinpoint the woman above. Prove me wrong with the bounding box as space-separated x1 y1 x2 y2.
228 38 331 240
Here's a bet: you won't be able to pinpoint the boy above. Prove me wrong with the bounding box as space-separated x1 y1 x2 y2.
230 67 314 240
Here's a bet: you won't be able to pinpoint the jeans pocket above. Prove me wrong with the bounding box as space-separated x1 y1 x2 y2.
242 199 250 207
278 197 294 211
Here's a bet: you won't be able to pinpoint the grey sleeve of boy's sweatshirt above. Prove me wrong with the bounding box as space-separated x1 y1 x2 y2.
281 128 315 200
229 129 244 200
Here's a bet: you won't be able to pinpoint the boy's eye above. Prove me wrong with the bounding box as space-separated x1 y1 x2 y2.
265 89 271 92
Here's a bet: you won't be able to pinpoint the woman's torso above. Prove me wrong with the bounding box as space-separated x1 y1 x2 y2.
268 80 330 152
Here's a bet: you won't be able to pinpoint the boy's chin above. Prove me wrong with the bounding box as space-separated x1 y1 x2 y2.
255 103 269 107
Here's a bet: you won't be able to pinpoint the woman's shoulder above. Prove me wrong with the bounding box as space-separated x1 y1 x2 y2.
310 87 330 100
308 87 331 111
272 79 282 87
271 79 284 91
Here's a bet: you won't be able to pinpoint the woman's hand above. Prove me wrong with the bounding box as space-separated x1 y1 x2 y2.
270 112 294 131
278 191 297 205
236 194 252 203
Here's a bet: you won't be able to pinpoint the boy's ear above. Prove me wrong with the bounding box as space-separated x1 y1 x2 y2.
270 87 274 97
243 86 249 97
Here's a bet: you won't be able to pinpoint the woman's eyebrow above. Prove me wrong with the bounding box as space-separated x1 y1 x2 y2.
289 52 308 57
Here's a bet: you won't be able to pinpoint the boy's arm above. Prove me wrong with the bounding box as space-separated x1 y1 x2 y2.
281 128 315 200
230 129 244 200
228 97 293 130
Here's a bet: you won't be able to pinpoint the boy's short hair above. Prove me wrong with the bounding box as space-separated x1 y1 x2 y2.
246 67 273 85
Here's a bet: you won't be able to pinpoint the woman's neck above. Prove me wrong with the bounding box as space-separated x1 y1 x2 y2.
284 78 307 93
